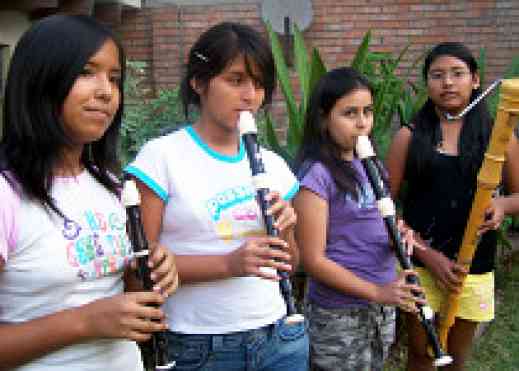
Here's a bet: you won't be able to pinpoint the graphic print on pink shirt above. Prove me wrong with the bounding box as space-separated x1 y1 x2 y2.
64 209 131 281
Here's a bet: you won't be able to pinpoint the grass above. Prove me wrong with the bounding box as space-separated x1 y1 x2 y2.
385 248 519 370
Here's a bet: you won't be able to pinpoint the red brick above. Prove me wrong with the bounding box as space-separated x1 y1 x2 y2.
57 0 94 15
111 0 518 124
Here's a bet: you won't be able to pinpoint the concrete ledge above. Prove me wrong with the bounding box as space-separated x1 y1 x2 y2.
145 0 256 6
96 0 141 8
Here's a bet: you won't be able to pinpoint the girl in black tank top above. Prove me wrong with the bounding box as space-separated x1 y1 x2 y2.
404 139 497 274
386 42 519 371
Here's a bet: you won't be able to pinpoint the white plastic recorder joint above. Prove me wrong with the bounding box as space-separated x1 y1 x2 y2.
356 135 375 159
131 250 150 258
122 179 141 207
238 111 257 136
377 197 396 217
421 305 434 321
252 173 271 191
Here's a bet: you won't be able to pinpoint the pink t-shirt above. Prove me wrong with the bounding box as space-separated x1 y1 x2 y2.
0 172 143 371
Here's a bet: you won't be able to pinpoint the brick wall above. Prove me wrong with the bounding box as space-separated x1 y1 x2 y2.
115 0 519 123
115 3 262 92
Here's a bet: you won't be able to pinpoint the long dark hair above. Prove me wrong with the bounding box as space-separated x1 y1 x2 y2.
296 67 375 200
0 15 126 215
180 22 275 118
406 42 493 184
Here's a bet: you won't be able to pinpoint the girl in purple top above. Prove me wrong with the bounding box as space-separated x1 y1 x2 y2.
293 67 423 371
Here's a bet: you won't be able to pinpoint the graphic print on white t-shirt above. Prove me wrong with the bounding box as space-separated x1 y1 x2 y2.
60 205 131 281
206 183 265 242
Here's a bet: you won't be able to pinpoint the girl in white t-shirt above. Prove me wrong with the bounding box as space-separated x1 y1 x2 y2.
126 22 309 370
0 15 178 371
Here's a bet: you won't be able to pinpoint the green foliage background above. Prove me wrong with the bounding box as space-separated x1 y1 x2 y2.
118 26 519 237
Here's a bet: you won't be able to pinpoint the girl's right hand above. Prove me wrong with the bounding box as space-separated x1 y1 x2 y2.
80 291 167 343
227 236 292 280
375 270 425 313
397 220 427 256
423 249 468 293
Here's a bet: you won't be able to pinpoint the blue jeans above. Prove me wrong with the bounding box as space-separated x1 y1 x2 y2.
166 318 309 370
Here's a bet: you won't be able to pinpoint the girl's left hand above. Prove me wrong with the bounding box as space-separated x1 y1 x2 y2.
266 191 297 233
479 198 505 235
143 243 179 297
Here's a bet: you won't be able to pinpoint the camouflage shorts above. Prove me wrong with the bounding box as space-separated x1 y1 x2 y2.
307 303 395 371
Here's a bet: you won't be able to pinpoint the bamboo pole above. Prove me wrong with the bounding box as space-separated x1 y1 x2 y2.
438 79 519 350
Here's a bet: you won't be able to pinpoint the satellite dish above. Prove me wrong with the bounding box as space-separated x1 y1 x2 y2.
261 0 313 34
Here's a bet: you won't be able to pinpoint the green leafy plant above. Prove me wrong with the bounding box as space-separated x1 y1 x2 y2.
264 22 326 164
119 61 193 165
486 54 519 118
352 33 425 156
264 27 427 161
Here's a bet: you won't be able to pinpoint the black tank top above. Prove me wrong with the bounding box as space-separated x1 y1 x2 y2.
403 150 496 274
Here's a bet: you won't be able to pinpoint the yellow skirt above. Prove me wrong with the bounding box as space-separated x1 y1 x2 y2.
415 267 494 322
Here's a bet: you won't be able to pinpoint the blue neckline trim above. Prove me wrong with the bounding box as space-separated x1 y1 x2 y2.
186 126 245 163
284 182 300 201
124 166 169 203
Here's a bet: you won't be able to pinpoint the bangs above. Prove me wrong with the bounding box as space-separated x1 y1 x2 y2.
243 53 266 88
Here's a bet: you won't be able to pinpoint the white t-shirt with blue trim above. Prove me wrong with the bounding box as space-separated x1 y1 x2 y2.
126 126 299 334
